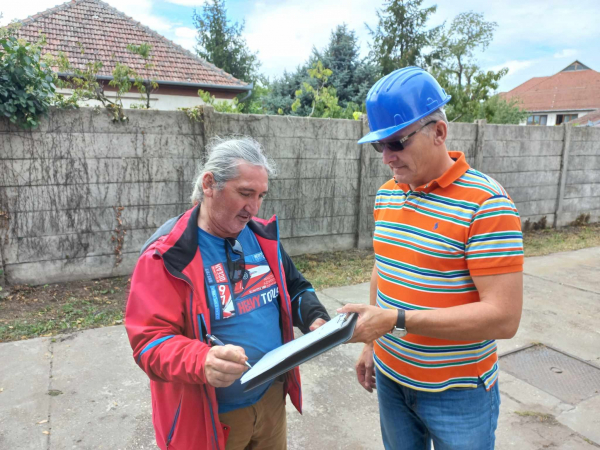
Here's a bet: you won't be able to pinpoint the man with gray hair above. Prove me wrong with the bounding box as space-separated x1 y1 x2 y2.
126 136 330 450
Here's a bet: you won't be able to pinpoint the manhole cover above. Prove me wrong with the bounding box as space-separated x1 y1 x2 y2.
500 344 600 405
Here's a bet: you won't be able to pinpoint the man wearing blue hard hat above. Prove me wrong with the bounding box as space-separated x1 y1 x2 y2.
339 67 524 449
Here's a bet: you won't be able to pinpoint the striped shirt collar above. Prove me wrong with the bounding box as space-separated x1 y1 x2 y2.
397 151 470 193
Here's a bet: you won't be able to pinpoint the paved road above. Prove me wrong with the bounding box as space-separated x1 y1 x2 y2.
1 247 599 449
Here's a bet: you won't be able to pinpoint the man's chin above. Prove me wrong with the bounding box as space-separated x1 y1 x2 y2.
236 216 251 227
392 172 411 184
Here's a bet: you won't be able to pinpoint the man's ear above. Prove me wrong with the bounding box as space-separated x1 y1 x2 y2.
202 173 215 198
433 120 448 146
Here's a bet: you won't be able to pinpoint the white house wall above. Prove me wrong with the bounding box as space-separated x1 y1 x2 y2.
519 110 591 126
56 88 235 111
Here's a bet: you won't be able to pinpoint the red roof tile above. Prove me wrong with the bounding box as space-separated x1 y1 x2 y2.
15 0 247 89
500 62 600 112
570 109 600 126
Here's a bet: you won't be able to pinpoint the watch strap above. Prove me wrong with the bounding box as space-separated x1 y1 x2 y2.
395 309 406 330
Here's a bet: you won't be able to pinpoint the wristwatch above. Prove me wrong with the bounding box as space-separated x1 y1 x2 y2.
389 309 407 338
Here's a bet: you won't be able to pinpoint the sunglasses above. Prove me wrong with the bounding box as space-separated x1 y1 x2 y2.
224 238 246 284
371 120 437 153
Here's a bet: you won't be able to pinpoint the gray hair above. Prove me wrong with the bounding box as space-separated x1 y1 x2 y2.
190 136 276 204
419 107 448 136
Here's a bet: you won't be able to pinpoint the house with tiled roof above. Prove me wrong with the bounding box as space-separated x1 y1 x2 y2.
501 61 600 126
14 0 252 110
570 109 600 127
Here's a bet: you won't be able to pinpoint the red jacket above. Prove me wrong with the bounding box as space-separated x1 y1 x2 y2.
125 206 329 450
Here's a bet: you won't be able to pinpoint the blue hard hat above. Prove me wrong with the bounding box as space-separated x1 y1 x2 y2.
358 67 451 144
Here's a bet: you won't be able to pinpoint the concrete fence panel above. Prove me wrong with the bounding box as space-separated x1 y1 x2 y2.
1 108 599 286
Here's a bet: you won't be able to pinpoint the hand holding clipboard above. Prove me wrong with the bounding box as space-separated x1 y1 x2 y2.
240 313 358 392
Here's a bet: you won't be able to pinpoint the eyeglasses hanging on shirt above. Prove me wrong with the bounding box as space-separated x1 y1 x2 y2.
225 238 247 285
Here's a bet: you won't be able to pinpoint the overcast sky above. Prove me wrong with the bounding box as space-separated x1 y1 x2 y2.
2 0 599 92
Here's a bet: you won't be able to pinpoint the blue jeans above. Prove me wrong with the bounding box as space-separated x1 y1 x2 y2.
376 368 500 450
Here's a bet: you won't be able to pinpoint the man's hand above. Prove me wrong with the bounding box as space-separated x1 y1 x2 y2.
309 318 327 331
337 303 396 343
204 345 249 388
356 342 376 393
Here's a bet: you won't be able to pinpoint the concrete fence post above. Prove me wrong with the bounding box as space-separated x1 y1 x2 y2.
473 119 487 171
0 181 10 291
356 115 373 249
0 210 8 294
202 105 215 142
554 123 572 228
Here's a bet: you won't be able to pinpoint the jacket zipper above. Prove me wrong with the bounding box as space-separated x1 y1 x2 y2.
165 397 182 449
155 250 221 450
274 221 302 403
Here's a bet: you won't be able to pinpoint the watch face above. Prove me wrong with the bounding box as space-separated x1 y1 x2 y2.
391 327 407 338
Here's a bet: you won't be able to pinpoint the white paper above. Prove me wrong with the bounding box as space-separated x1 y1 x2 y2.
241 313 350 384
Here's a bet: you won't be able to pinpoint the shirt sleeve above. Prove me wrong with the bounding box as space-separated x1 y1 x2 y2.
466 195 524 277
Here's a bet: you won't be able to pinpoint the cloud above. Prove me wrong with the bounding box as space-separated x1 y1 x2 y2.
489 59 536 76
175 26 196 38
129 13 174 32
165 0 206 5
553 49 578 59
0 0 172 32
173 27 197 51
1 1 71 24
243 0 378 78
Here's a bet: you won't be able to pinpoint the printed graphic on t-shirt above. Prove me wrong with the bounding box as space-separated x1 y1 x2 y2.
211 263 228 284
206 258 278 320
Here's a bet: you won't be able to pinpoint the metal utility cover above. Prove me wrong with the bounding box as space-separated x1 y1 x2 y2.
500 344 600 405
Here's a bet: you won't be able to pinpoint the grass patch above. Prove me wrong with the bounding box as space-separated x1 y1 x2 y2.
523 223 600 257
0 223 598 342
0 298 123 342
0 277 127 343
291 249 375 290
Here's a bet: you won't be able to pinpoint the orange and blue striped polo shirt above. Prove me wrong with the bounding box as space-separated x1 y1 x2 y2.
373 151 523 392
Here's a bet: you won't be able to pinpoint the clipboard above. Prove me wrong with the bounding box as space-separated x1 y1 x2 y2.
240 313 358 392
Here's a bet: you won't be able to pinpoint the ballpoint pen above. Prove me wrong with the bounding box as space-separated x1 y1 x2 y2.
206 334 253 369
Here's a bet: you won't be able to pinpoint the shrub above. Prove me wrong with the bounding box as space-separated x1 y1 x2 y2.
0 33 56 129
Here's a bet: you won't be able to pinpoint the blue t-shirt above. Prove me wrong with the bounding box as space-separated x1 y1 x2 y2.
198 225 283 413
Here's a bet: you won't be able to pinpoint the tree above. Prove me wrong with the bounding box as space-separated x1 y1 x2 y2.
429 12 520 123
262 24 378 116
126 43 158 109
433 66 509 123
313 24 380 108
478 95 528 124
368 0 440 75
433 12 497 89
0 25 56 129
193 0 260 83
291 61 338 118
50 43 160 121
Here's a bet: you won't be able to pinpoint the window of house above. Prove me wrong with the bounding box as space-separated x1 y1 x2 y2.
527 115 548 126
556 114 579 125
564 114 578 123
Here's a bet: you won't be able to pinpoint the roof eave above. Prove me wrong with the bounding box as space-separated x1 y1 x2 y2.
526 107 599 113
57 72 253 92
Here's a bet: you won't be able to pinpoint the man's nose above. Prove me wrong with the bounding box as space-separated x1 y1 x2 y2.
382 147 398 165
245 197 261 216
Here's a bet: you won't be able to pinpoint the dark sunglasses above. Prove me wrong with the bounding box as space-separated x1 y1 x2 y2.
371 120 437 153
224 238 245 284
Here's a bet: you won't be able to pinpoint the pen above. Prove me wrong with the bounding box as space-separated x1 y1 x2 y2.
206 334 253 369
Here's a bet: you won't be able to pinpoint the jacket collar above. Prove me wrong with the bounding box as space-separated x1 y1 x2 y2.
157 205 279 275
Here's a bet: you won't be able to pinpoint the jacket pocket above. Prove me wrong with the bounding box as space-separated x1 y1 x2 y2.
165 396 182 449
